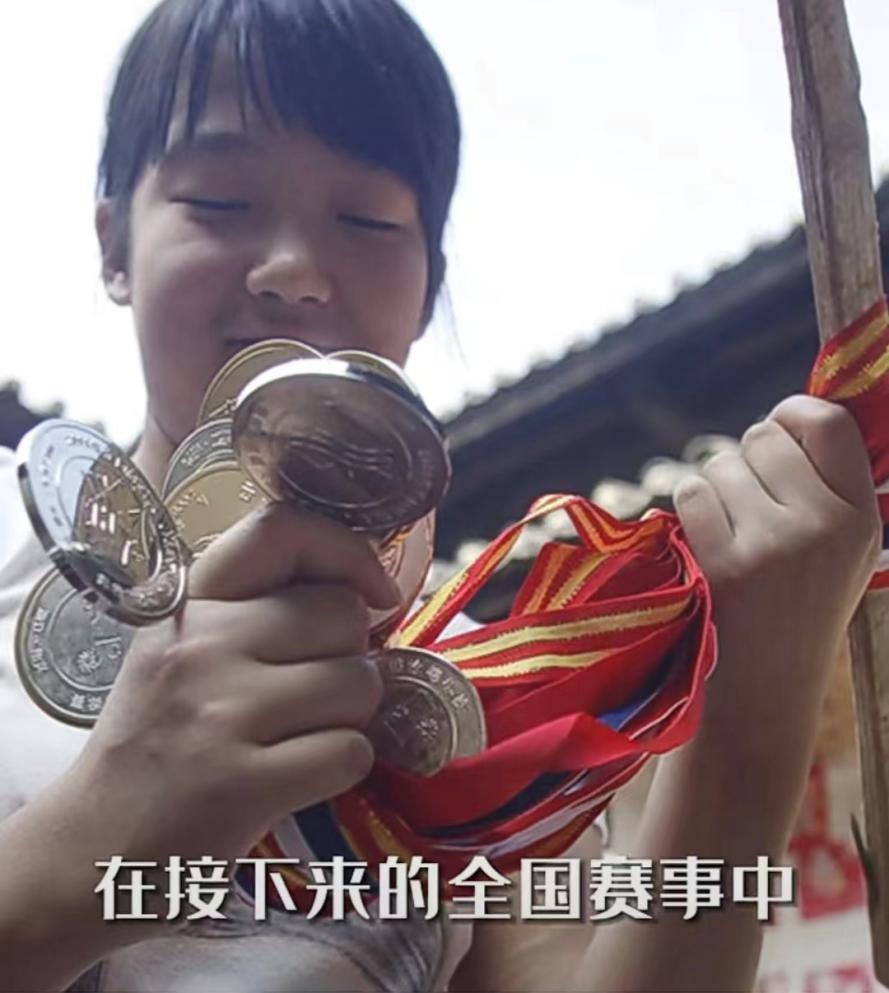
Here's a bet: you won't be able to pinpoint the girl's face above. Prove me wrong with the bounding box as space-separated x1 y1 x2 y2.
97 53 429 448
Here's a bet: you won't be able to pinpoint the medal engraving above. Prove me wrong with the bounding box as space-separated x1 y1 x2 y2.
14 344 451 750
18 421 187 625
199 339 322 424
15 568 135 727
166 462 266 555
162 419 235 498
233 358 450 532
367 648 486 777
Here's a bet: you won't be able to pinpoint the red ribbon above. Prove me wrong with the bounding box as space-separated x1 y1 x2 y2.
247 297 889 902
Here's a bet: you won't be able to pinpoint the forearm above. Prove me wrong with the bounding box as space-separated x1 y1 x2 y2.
569 392 875 992
0 760 163 992
573 674 820 993
452 826 605 993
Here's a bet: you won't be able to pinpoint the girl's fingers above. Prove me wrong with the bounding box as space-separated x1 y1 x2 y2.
738 418 828 510
673 472 734 572
188 502 401 610
233 655 384 745
190 585 372 663
699 449 780 530
684 446 784 553
254 728 376 814
768 395 877 510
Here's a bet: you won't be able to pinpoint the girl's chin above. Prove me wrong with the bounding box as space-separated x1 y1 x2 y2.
142 407 198 448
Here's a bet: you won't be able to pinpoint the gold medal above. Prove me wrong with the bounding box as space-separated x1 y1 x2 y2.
368 513 435 645
366 648 486 777
198 339 322 424
162 419 235 499
14 342 461 762
328 349 421 398
165 462 267 556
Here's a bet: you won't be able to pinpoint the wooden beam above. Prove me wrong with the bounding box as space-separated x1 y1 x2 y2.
777 0 889 980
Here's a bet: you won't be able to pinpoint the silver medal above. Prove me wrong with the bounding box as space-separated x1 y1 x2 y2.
17 420 187 626
15 567 135 727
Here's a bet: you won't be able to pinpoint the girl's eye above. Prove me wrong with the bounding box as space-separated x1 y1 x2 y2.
173 198 249 212
338 213 402 232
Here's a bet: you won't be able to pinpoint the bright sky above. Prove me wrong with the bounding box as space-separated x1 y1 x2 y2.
2 1 888 444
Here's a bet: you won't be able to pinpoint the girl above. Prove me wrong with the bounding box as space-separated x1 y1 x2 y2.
0 1 880 990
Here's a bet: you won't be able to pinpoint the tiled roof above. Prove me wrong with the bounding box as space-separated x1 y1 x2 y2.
0 382 65 450
446 175 889 443
434 177 889 558
427 433 740 593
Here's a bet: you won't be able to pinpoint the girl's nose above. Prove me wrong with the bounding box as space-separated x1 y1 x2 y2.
246 240 333 308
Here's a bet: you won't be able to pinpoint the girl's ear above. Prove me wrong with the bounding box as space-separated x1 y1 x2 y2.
95 199 132 306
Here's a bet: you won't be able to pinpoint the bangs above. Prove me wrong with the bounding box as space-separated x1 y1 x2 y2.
98 0 459 219
97 0 460 320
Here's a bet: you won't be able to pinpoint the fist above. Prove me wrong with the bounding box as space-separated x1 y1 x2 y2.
673 395 881 746
72 503 402 864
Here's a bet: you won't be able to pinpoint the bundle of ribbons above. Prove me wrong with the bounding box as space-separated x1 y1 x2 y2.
236 298 889 910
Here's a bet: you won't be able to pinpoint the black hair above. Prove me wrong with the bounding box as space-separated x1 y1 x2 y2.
97 0 461 324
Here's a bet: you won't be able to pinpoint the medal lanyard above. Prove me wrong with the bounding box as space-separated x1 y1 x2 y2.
250 297 889 903
386 298 889 822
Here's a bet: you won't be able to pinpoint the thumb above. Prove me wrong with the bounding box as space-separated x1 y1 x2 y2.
187 502 402 609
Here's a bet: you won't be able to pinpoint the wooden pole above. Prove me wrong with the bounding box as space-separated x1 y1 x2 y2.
777 0 889 980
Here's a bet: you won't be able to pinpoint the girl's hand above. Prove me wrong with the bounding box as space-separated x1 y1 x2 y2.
572 395 881 993
673 395 881 765
69 503 401 865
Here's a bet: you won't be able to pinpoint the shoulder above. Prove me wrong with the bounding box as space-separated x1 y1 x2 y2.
0 447 86 820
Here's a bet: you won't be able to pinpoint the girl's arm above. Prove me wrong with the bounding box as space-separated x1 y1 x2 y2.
451 825 605 993
571 648 828 993
458 396 881 993
0 757 166 992
1 503 402 992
